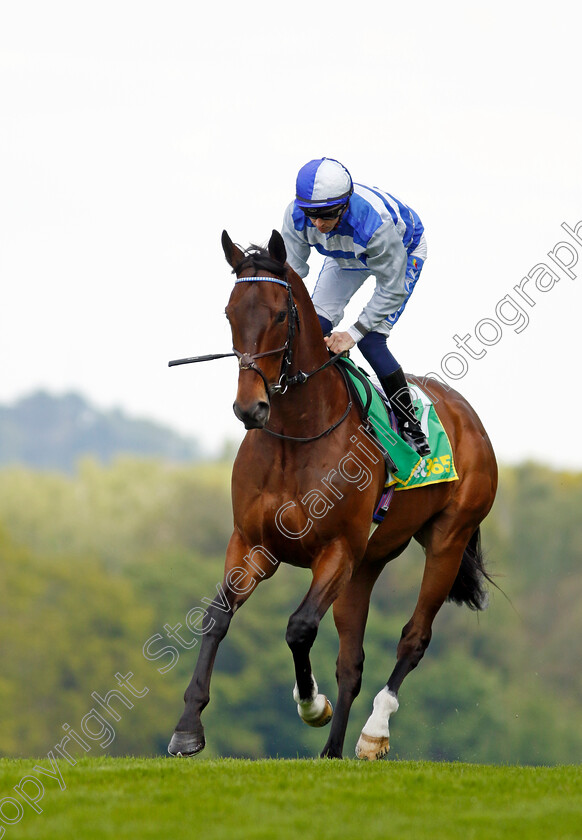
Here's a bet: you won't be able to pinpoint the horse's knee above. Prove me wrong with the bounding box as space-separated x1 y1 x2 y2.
286 613 318 652
201 603 233 643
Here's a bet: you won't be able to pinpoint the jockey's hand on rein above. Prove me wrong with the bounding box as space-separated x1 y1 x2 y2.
324 331 356 354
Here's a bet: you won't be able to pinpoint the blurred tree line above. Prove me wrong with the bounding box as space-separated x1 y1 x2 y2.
1 457 581 764
0 391 201 471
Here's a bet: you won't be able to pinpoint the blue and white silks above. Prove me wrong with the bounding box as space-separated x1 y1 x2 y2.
281 182 427 340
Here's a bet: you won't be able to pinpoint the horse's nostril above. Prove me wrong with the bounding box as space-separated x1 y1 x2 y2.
255 401 270 425
233 400 270 429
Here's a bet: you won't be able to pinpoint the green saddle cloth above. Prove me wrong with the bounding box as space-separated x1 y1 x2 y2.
339 357 458 490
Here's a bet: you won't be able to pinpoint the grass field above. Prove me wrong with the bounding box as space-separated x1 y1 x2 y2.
1 756 581 840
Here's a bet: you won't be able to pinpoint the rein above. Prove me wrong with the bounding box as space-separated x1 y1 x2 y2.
263 362 353 443
168 275 353 441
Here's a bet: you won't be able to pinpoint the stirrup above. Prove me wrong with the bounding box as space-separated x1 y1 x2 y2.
400 421 431 456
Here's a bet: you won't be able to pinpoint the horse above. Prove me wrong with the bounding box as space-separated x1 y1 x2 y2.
167 229 498 760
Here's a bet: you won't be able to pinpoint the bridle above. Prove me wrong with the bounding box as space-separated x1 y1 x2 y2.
168 273 353 442
232 276 299 396
230 275 353 442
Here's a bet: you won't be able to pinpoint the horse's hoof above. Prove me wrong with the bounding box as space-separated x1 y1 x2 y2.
167 731 205 757
298 695 333 728
320 746 343 759
355 732 390 760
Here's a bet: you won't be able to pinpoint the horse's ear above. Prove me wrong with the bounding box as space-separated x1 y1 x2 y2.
221 230 245 269
268 229 287 266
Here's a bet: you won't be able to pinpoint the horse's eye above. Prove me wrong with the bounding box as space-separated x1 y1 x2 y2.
277 310 287 323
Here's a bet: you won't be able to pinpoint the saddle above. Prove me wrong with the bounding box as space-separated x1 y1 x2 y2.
337 357 459 526
337 356 420 478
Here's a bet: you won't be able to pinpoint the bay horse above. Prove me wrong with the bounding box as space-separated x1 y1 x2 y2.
168 229 497 760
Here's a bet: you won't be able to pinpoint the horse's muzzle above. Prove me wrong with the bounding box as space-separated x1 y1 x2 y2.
233 399 270 430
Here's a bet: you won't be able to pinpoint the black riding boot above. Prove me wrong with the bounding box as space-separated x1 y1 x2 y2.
379 367 431 457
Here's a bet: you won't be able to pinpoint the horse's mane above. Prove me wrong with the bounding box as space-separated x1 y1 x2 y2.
232 244 286 279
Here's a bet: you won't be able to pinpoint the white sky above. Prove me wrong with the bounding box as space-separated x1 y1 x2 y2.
1 1 581 467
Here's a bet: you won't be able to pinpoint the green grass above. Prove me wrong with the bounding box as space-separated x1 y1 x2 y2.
1 757 581 840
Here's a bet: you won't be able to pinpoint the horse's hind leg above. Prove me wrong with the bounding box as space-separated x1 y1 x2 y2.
320 562 384 759
356 519 477 760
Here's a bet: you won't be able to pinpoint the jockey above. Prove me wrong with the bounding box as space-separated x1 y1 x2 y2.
281 157 430 456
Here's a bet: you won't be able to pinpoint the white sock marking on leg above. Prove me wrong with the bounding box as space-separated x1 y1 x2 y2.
360 687 399 739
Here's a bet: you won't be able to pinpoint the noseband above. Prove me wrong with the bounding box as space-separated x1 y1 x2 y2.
232 276 299 396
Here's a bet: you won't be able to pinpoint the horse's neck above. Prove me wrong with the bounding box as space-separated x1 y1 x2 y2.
268 275 347 433
288 272 330 370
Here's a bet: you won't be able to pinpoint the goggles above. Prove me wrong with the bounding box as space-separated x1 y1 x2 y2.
302 203 347 220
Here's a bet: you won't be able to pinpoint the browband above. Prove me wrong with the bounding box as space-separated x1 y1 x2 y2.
235 277 289 289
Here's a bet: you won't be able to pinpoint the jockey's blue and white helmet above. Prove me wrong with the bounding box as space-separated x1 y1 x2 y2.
295 158 353 210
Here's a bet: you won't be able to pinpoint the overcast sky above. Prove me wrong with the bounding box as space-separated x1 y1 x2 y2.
1 1 581 468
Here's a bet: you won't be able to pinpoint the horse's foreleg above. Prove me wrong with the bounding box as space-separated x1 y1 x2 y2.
286 539 354 730
320 562 383 759
168 532 278 757
168 599 233 757
356 526 473 760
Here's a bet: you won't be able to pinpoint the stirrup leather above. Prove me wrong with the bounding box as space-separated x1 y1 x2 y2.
378 368 431 457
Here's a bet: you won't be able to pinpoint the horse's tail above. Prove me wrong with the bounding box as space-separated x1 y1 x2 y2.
447 527 493 611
